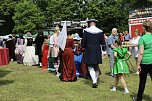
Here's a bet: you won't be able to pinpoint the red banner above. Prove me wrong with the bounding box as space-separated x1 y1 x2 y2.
129 17 152 25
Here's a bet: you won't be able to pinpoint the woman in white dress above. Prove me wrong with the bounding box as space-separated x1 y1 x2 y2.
130 29 140 74
23 33 38 66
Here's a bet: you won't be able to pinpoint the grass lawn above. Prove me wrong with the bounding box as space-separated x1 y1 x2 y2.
0 57 151 101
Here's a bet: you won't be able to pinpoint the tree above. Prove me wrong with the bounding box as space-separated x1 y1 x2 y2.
0 0 18 35
82 0 152 32
0 0 152 35
46 0 81 24
13 0 45 34
80 0 128 32
32 0 48 11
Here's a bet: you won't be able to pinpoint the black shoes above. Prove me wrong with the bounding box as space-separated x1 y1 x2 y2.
92 83 98 88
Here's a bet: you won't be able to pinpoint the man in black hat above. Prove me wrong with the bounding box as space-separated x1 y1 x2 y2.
81 19 105 88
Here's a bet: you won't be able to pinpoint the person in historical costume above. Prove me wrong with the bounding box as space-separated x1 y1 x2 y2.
73 33 83 77
42 36 49 71
47 35 55 72
5 35 16 61
73 33 90 78
15 34 25 64
47 45 55 72
59 31 77 81
48 27 60 72
81 19 105 88
0 37 3 48
35 30 45 66
110 39 131 94
23 33 38 66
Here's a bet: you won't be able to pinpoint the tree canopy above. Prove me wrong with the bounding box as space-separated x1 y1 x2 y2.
13 0 45 33
0 0 152 35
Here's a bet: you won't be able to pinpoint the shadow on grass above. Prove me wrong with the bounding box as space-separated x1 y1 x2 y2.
0 69 12 78
0 80 14 86
81 77 104 87
129 70 136 74
130 92 152 101
105 72 111 76
0 69 14 86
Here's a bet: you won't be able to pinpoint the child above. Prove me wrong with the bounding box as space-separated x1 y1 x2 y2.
42 36 49 71
73 34 91 79
74 37 83 77
111 39 131 94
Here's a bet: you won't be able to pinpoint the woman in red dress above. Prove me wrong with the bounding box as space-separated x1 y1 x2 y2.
59 33 77 81
42 36 49 71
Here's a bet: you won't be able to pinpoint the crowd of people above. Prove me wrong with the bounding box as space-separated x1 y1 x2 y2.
106 21 152 101
0 20 151 101
0 27 91 82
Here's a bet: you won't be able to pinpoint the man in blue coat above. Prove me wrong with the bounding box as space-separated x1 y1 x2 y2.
81 19 105 88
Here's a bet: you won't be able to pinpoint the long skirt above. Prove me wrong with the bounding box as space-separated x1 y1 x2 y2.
15 45 25 63
48 48 55 72
42 50 48 70
23 46 38 66
79 60 90 79
60 48 77 81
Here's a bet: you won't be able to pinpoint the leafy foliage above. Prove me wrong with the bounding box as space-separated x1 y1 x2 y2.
0 0 16 16
0 0 152 35
0 0 18 35
12 0 45 34
46 0 81 21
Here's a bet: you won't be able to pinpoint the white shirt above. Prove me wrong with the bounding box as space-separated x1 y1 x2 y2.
130 36 140 57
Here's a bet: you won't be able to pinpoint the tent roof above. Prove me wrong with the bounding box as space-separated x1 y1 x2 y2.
15 31 54 38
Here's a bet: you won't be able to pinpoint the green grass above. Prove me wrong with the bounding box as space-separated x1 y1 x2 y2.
0 57 151 101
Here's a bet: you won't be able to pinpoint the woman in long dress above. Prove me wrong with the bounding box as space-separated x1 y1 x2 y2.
5 35 16 61
59 33 77 81
15 34 25 64
35 30 44 66
48 27 60 72
42 36 49 71
23 33 38 66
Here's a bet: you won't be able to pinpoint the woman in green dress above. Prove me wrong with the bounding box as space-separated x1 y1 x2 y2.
111 39 131 94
